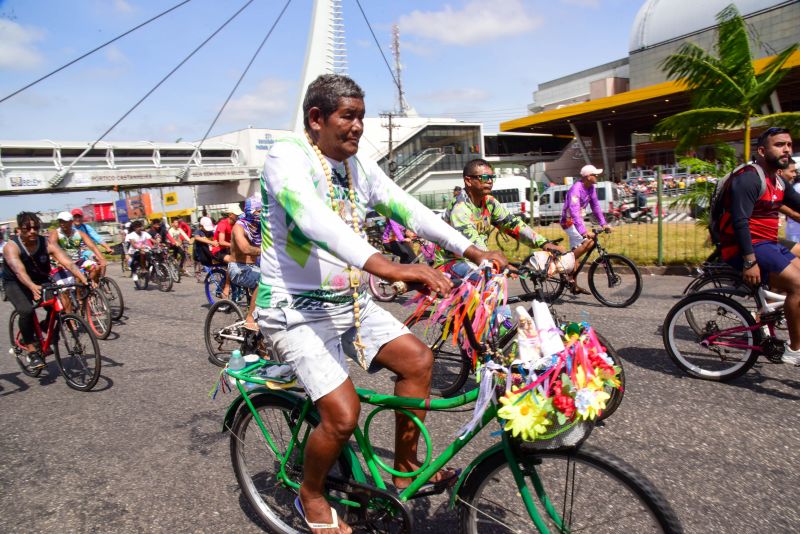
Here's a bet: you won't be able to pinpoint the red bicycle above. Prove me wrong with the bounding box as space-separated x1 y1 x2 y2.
8 283 101 391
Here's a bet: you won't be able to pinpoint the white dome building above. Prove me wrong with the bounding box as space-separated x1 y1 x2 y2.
628 0 799 88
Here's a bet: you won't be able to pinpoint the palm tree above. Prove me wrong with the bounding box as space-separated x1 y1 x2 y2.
668 143 737 228
655 4 800 161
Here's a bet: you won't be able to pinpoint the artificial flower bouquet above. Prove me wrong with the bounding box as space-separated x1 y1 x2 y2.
494 318 623 444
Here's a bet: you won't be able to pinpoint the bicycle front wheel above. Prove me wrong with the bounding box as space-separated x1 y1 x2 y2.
83 288 112 340
588 253 642 307
99 276 125 320
204 299 245 367
663 293 760 381
405 311 471 397
154 263 173 292
458 445 682 533
368 273 398 302
595 331 625 421
230 394 355 534
204 268 227 305
53 313 101 391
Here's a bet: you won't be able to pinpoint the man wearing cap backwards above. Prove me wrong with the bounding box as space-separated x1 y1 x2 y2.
49 211 107 287
560 164 613 293
256 74 505 532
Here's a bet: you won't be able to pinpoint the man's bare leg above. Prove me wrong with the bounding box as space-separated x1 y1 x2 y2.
373 334 455 488
299 380 358 533
244 286 258 331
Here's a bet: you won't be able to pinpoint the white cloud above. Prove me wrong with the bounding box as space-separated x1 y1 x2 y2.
222 78 294 124
417 88 490 103
105 45 128 64
398 0 542 46
113 0 134 13
0 19 45 70
561 0 600 6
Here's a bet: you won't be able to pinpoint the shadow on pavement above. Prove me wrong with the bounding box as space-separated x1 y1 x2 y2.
619 346 800 400
87 375 114 393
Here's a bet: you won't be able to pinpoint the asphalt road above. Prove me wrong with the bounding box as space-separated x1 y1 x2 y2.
0 266 798 533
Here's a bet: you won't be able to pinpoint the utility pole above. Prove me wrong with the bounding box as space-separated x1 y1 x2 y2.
380 112 400 179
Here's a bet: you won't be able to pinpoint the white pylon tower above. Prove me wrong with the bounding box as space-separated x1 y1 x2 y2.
391 24 409 116
292 0 349 132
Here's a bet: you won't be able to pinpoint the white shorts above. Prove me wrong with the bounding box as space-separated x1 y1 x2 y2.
256 295 410 401
565 225 586 250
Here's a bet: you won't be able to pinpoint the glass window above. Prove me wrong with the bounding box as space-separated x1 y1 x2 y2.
596 188 606 201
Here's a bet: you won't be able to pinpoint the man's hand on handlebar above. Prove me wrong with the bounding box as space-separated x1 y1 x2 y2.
602 224 613 234
30 283 42 302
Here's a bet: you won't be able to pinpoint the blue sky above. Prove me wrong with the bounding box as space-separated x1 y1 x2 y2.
0 0 642 218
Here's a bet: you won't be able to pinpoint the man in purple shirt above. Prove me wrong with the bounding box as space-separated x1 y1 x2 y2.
560 164 613 292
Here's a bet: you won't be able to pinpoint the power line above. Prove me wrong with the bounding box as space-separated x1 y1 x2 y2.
353 0 401 95
179 0 293 181
48 0 257 188
0 0 193 105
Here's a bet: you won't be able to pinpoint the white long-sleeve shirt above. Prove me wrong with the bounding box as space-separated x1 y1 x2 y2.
257 134 473 310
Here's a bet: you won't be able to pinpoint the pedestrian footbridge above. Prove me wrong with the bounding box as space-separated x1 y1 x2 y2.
0 140 261 195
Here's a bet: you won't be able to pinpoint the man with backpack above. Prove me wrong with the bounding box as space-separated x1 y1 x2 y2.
715 127 800 365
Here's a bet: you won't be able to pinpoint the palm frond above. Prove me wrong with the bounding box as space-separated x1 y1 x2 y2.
656 108 745 155
661 44 745 104
754 112 800 136
714 4 755 92
748 44 799 110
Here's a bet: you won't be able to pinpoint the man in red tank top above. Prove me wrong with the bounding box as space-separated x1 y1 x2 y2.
720 128 800 365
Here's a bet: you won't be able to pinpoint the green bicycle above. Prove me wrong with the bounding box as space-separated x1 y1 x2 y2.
222 302 681 533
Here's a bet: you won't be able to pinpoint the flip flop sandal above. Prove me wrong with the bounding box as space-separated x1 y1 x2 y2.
391 467 461 493
294 496 340 530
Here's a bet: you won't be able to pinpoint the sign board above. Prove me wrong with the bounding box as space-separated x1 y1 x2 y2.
164 192 178 205
115 199 129 223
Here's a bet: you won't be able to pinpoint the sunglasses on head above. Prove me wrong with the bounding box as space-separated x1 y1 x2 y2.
466 173 496 182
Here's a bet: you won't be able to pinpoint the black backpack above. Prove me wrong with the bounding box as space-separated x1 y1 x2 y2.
708 163 767 246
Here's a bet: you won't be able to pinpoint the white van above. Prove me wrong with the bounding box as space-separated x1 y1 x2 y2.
490 175 540 223
538 182 621 225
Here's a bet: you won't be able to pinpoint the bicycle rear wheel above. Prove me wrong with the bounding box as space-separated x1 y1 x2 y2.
99 276 125 320
204 299 245 367
230 394 355 534
663 292 760 381
53 313 101 391
83 288 112 340
458 445 682 533
588 253 642 307
167 256 181 283
405 311 471 397
204 268 227 305
8 310 43 378
493 229 521 254
519 272 566 304
368 273 398 302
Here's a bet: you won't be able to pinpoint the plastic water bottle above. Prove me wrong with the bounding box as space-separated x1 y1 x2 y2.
228 349 245 388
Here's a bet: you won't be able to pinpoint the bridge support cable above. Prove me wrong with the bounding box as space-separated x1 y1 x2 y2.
47 0 258 188
353 0 402 99
178 0 294 182
0 0 193 105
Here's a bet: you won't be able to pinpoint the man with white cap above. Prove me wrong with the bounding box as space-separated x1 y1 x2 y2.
560 164 612 293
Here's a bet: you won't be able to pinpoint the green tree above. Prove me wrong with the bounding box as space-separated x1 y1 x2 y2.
668 144 737 229
655 4 800 161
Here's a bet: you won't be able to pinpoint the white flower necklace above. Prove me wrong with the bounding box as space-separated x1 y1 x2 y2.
305 130 368 368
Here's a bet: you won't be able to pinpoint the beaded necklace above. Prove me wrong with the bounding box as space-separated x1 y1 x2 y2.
305 131 368 368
